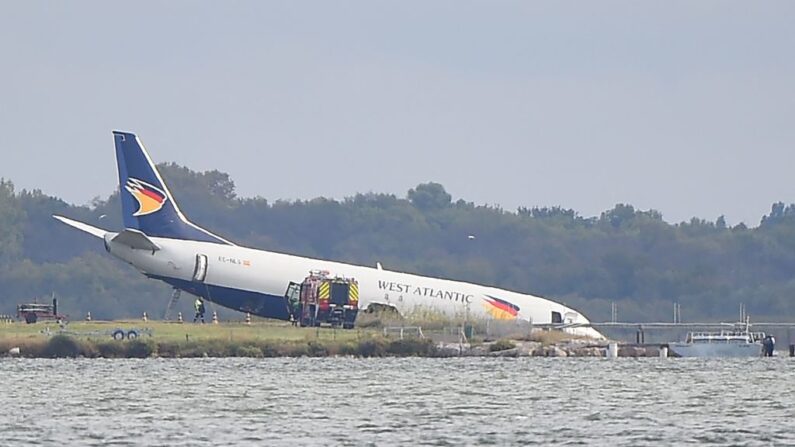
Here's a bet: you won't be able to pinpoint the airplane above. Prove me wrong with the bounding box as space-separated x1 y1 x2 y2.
55 131 603 339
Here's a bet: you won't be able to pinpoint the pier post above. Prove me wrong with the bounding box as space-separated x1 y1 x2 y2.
607 343 618 358
789 328 794 357
659 346 668 358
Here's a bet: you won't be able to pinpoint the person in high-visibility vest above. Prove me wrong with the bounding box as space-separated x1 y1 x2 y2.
194 298 206 323
290 294 300 326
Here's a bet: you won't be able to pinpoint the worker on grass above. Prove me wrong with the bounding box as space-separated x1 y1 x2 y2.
290 295 300 326
194 298 206 323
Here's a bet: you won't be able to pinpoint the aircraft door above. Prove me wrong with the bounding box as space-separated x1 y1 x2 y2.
284 281 301 320
193 254 208 282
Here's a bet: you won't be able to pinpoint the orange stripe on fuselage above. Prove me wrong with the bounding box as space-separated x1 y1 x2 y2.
487 299 517 315
483 297 519 320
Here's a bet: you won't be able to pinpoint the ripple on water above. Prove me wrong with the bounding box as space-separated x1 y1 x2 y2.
2 357 795 446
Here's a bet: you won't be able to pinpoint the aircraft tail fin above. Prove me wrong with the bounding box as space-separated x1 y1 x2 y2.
113 131 234 245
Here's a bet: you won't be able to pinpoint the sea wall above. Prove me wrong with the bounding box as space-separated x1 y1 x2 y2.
0 334 658 359
438 340 660 358
0 334 439 359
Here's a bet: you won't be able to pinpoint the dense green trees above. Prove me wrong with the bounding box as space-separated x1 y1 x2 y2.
0 180 25 262
2 165 795 323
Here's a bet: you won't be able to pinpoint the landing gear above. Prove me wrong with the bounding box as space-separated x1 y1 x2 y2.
163 288 182 320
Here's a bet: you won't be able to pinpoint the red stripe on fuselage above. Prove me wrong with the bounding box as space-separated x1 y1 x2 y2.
486 298 518 316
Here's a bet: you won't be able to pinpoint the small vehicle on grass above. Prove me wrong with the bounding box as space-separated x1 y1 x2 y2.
17 297 66 324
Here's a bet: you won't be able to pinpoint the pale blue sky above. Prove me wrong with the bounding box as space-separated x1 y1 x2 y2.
1 1 793 225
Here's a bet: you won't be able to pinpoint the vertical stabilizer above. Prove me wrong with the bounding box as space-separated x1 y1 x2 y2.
113 131 233 245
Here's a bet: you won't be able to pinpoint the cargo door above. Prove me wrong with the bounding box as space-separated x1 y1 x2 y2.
284 281 301 320
193 254 208 282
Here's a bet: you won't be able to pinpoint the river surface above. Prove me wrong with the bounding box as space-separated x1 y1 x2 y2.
1 357 793 446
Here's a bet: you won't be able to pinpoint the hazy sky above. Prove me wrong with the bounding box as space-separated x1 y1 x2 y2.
1 1 793 225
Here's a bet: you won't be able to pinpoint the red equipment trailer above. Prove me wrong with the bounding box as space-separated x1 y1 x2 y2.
16 296 66 324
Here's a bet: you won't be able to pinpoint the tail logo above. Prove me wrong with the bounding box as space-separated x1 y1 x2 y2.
482 295 520 320
125 178 168 217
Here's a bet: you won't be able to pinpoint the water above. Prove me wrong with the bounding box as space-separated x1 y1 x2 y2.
1 357 793 446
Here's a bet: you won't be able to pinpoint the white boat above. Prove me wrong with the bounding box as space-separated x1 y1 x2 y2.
668 327 765 358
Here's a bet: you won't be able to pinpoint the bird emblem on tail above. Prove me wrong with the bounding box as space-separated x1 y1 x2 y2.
124 178 168 216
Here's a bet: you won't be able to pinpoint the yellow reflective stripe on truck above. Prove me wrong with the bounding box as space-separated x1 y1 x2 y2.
318 281 330 299
349 283 359 302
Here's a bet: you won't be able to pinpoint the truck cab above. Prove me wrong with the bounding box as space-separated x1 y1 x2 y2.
289 271 359 329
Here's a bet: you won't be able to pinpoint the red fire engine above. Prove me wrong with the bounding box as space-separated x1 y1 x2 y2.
287 271 359 329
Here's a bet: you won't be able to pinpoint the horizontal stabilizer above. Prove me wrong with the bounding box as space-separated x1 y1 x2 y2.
53 215 107 238
112 229 161 251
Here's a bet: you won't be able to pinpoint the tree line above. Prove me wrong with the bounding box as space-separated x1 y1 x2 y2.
2 164 795 323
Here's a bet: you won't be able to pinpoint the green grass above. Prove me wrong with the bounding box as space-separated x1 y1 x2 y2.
0 319 368 343
0 318 591 358
0 320 438 358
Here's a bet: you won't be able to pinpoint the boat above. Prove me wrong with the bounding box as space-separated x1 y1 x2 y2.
668 325 765 358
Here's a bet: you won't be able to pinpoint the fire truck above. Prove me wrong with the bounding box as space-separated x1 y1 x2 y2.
286 271 359 329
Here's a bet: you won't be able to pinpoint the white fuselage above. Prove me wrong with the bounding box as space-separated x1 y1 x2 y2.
105 234 603 339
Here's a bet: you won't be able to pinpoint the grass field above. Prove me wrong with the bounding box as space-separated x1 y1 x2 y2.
0 316 585 358
0 319 439 358
0 319 375 343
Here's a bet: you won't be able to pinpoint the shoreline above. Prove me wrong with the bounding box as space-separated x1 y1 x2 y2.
2 335 662 359
0 320 660 359
0 320 676 358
